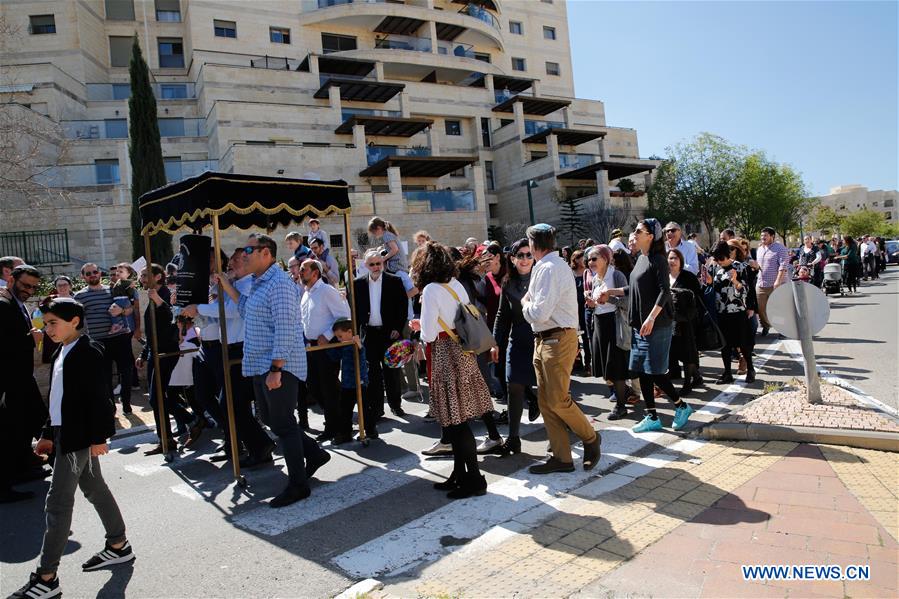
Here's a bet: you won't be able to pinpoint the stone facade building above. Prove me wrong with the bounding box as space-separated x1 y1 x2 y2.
0 0 656 268
818 185 898 225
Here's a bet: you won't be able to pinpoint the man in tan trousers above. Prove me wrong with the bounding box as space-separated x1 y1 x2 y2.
521 224 601 474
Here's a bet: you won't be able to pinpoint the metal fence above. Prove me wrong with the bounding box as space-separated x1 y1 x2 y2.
0 229 70 265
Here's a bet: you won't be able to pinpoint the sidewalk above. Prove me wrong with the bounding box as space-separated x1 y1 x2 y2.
380 440 898 598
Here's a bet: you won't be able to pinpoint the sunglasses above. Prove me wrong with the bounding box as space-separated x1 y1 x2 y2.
241 245 265 255
587 257 599 262
83 270 100 276
515 252 532 259
665 229 678 234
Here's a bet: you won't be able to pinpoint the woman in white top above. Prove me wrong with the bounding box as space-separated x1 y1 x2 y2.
410 242 492 500
586 245 631 421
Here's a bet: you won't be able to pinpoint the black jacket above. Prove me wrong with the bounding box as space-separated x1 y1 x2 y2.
41 335 116 453
0 288 46 434
353 272 408 335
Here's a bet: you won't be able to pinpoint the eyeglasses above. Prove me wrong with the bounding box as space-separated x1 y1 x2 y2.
587 257 599 262
83 270 100 276
515 252 532 259
665 229 678 235
366 262 383 268
241 245 265 255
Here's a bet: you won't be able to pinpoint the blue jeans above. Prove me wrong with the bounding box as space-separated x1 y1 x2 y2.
252 372 321 490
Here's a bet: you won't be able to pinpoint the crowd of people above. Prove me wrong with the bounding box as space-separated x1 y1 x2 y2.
0 217 891 598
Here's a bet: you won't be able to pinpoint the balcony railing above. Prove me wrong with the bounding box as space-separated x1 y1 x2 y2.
86 82 196 101
250 55 303 70
404 189 475 212
437 40 475 59
158 118 206 137
559 153 595 170
375 34 432 53
341 108 403 121
0 229 70 265
366 145 431 165
164 160 218 183
458 3 501 31
317 0 395 7
524 119 565 136
35 164 121 187
62 120 128 140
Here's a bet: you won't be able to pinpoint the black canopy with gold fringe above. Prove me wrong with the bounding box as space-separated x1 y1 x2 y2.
139 171 351 235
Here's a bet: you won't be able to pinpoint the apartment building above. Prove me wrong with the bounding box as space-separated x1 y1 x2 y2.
0 0 657 267
818 185 898 224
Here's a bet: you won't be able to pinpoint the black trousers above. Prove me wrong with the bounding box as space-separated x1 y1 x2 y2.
102 333 133 406
363 326 403 415
307 346 341 435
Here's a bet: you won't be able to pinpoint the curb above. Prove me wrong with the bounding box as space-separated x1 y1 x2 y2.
335 578 383 599
700 422 899 452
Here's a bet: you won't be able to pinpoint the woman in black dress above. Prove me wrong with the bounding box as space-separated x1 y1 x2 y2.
706 241 757 384
491 239 538 455
667 249 703 395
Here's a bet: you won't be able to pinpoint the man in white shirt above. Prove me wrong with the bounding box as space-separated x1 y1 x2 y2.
608 229 628 254
861 235 878 280
521 224 600 475
300 259 351 442
663 222 699 274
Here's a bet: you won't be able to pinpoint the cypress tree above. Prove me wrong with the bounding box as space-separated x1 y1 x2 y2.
128 35 171 262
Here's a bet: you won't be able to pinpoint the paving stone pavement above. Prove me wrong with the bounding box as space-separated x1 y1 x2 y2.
380 440 899 599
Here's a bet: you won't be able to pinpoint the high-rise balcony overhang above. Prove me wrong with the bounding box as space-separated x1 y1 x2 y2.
493 95 571 116
556 158 659 181
360 155 478 177
523 128 606 146
335 115 433 136
314 77 405 102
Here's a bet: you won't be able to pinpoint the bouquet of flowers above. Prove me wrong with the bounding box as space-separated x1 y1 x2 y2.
384 339 415 368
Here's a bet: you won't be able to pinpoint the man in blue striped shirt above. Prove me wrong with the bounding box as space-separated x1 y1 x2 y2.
219 233 330 508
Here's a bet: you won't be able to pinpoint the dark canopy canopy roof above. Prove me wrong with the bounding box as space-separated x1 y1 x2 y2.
139 171 351 235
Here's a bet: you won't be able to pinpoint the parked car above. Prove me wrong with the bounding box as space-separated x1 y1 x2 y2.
886 240 899 265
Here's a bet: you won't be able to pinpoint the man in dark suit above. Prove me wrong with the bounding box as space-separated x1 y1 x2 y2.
0 265 49 503
353 249 409 419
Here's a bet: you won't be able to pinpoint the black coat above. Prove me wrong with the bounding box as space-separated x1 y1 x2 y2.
0 289 47 435
352 272 408 335
41 335 116 454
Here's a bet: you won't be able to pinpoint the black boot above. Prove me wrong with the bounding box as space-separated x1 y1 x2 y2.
434 470 461 491
447 473 487 499
498 436 521 457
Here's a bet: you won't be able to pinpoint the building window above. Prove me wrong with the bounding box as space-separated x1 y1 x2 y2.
545 61 560 76
329 234 344 249
158 118 185 137
885 199 895 207
159 83 188 99
158 38 184 68
95 159 120 185
29 15 56 35
543 26 556 40
105 0 135 20
509 21 523 35
214 19 237 38
512 57 526 72
155 0 181 22
445 120 462 136
450 167 466 177
541 0 553 3
112 83 131 100
473 52 491 64
270 27 290 44
321 33 357 54
109 36 133 67
105 119 128 138
485 161 495 191
164 157 182 182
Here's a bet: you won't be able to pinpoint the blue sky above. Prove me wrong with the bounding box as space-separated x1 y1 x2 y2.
567 0 898 196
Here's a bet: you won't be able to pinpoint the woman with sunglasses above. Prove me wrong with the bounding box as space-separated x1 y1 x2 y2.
570 249 591 374
600 218 692 432
491 239 539 455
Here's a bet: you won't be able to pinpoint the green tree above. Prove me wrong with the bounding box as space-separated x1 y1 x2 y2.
128 35 171 262
841 208 891 238
554 187 588 246
647 133 744 247
812 205 843 237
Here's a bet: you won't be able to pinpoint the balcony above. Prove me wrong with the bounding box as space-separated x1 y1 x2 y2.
366 145 431 165
336 112 432 136
62 119 128 140
85 82 196 101
523 126 606 146
341 108 403 121
360 153 476 177
315 76 405 103
404 189 475 212
164 159 218 183
437 40 475 59
524 119 565 136
559 153 595 170
158 118 205 137
375 34 432 53
457 3 500 31
35 163 121 187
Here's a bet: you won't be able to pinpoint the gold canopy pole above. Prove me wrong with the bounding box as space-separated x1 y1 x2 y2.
342 214 366 445
143 232 173 461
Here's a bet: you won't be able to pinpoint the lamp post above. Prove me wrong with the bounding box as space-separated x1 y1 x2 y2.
525 179 538 225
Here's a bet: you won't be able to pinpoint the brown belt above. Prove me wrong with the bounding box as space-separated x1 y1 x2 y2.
534 327 573 340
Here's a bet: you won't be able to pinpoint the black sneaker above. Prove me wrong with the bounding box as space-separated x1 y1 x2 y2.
10 572 60 598
527 400 540 422
82 540 135 571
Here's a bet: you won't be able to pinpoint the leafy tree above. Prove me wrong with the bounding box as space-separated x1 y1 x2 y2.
730 154 812 243
554 187 588 246
812 205 843 237
841 208 893 238
647 133 744 246
128 35 171 262
617 178 636 193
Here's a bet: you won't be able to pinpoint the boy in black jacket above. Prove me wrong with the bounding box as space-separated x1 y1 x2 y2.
11 299 134 599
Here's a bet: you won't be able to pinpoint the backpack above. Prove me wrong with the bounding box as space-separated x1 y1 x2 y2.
437 283 496 354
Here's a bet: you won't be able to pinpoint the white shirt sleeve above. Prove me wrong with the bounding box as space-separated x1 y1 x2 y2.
522 262 559 324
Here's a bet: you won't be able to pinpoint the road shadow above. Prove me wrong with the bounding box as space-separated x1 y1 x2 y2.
95 560 135 598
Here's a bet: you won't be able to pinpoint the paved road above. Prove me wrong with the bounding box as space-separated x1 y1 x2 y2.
2 271 893 598
812 268 898 410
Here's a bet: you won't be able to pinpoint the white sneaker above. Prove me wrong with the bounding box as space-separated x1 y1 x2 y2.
476 437 503 454
421 441 453 456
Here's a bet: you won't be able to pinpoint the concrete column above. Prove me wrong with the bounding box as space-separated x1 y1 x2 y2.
374 61 385 81
118 141 131 194
426 125 441 156
531 79 540 97
399 90 411 117
513 100 526 163
484 74 495 94
308 54 320 76
387 166 402 194
470 164 485 212
328 85 342 124
643 172 653 194
595 168 610 202
562 106 572 128
428 22 438 54
353 124 367 164
547 133 561 176
599 137 609 161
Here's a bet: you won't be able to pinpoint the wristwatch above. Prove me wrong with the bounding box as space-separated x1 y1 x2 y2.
269 365 282 373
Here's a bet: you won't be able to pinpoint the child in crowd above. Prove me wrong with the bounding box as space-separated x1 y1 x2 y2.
169 315 209 441
284 231 312 262
11 298 134 599
108 264 138 336
307 218 329 250
327 318 373 443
